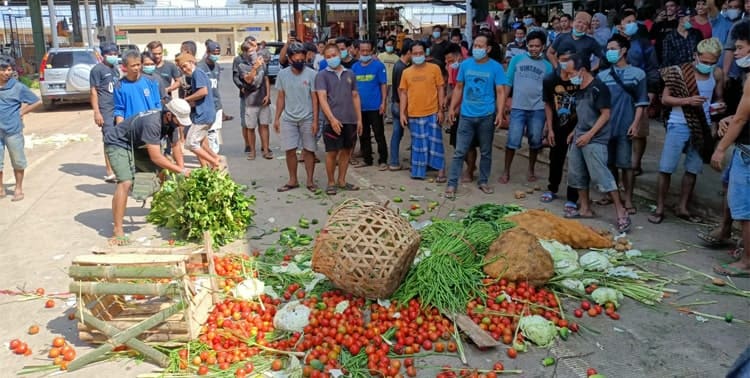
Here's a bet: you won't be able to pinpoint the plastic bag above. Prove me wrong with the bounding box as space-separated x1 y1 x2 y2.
273 300 311 332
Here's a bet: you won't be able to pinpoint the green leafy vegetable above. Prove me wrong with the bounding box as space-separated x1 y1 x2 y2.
519 315 557 348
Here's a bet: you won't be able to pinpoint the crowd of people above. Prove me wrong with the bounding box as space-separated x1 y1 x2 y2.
2 1 750 276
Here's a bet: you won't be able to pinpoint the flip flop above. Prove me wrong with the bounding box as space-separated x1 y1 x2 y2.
647 213 664 224
388 165 404 171
595 197 614 206
277 184 299 192
325 186 338 195
617 216 633 233
478 184 494 194
564 210 596 219
696 231 733 248
540 191 557 203
263 150 274 160
445 188 456 200
625 206 637 215
338 183 360 191
436 176 447 184
634 167 643 177
713 263 750 277
676 212 703 224
728 247 743 260
306 184 319 193
11 193 24 202
527 174 538 182
104 174 117 183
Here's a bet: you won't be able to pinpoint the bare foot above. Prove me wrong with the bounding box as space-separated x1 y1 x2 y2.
460 172 473 183
527 173 538 182
498 173 510 184
11 192 24 202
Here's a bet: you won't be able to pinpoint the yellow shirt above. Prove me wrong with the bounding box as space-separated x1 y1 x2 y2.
399 63 444 118
377 52 400 86
396 32 406 50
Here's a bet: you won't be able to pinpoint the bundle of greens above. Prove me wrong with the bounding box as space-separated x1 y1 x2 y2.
461 203 521 232
147 168 255 246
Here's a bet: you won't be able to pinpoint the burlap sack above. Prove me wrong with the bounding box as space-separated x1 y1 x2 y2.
483 228 555 286
508 209 614 249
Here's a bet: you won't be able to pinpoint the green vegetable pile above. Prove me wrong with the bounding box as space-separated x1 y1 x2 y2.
461 203 521 231
147 168 255 246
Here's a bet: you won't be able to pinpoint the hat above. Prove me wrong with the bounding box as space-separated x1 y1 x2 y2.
100 43 118 55
677 7 694 17
206 40 221 52
165 98 192 126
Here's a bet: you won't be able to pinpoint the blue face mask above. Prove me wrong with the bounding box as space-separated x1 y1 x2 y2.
209 54 220 62
559 61 569 70
570 74 583 85
523 18 534 26
385 46 394 53
527 51 541 59
327 56 341 68
450 62 460 69
515 37 525 44
472 48 487 60
426 48 431 56
143 65 156 74
359 54 372 62
340 50 348 59
683 21 692 30
726 9 741 20
105 55 119 66
572 29 586 37
696 62 714 74
624 22 639 36
412 55 426 65
606 50 620 64
433 31 442 39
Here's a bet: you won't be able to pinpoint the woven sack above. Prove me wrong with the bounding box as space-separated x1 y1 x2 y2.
312 199 421 299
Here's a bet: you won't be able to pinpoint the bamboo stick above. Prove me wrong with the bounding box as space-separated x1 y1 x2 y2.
69 265 185 280
69 282 181 297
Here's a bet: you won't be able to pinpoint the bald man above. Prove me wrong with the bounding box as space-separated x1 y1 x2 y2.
547 11 605 70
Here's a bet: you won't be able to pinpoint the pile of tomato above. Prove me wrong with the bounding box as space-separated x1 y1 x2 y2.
467 279 580 344
212 255 252 292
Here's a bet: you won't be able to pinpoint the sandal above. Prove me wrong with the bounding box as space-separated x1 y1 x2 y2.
436 176 447 184
445 187 456 200
564 210 596 219
625 206 637 215
713 263 750 277
277 184 299 192
354 162 372 168
263 150 274 160
478 184 494 194
540 191 557 203
563 201 578 216
378 164 388 171
647 213 664 224
676 212 703 224
697 231 732 248
338 183 360 191
306 184 319 193
388 165 404 171
247 151 256 160
325 186 338 195
617 216 632 233
104 174 117 183
634 167 643 177
729 247 744 260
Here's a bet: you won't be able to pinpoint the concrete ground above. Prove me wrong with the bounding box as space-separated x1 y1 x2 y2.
0 64 747 377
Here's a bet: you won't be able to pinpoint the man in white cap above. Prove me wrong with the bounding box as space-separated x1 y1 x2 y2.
103 98 192 246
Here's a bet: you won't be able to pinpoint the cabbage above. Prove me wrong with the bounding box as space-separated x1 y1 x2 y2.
579 251 612 271
591 287 624 308
519 315 557 348
560 278 585 292
540 240 581 275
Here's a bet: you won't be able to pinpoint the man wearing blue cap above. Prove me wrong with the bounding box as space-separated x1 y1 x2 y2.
90 43 120 182
198 40 223 153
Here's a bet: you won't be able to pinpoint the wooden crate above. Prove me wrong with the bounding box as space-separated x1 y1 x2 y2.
69 253 213 345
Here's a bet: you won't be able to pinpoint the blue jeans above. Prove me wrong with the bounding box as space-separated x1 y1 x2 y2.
0 129 27 170
728 147 750 220
389 103 402 167
507 109 545 150
658 122 703 175
448 114 495 187
608 134 632 169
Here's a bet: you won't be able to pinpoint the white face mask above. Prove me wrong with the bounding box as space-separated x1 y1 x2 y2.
736 54 750 68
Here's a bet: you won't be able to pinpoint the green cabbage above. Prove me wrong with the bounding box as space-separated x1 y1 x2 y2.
519 315 557 348
579 251 612 271
560 278 585 292
540 240 581 275
591 287 624 308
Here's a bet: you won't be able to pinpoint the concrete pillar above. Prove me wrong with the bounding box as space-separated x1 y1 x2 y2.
94 0 104 28
28 0 46 66
48 0 59 49
70 0 83 43
367 0 376 43
83 0 93 46
107 3 115 43
275 0 282 41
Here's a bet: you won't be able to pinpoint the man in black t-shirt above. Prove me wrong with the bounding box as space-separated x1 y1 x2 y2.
547 11 604 71
429 25 451 70
90 42 120 182
389 40 412 170
104 99 192 245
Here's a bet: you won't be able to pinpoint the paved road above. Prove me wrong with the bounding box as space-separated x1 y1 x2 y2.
0 63 746 377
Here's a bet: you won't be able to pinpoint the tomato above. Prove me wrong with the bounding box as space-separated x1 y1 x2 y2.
507 348 517 359
581 301 591 311
605 308 615 316
422 340 432 351
219 362 230 370
48 348 60 358
9 339 21 350
574 309 584 318
487 372 498 378
609 312 621 320
594 305 603 315
447 341 458 353
493 362 504 371
404 358 414 367
569 323 580 332
235 367 247 378
271 359 283 371
35 288 45 296
63 349 76 361
52 337 66 348
587 308 598 317
435 342 445 353
586 368 598 376
45 299 55 308
197 365 209 375
406 365 417 377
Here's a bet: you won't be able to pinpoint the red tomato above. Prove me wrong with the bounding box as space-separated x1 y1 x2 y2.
493 362 505 371
574 309 584 318
507 348 517 359
581 301 591 311
586 368 598 376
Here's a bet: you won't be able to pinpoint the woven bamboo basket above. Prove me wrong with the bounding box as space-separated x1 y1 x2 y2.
312 199 421 299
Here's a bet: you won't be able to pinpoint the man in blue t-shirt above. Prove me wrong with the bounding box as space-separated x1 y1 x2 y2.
176 53 221 169
351 40 388 169
113 50 161 124
0 55 40 202
502 31 554 185
445 35 507 199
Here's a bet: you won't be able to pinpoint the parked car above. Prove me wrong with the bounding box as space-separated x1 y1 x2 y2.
264 42 284 83
39 47 100 109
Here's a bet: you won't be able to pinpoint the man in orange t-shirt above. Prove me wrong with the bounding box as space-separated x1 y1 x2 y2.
398 41 446 180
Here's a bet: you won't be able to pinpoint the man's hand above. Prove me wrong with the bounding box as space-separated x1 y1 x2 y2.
182 168 191 177
273 120 281 134
357 121 363 136
262 96 270 106
94 111 104 127
546 128 556 147
379 103 386 115
575 131 593 147
718 115 733 137
494 112 503 129
312 121 319 137
330 118 343 134
254 56 265 68
627 122 640 137
400 114 409 128
567 131 575 145
437 111 444 125
711 148 726 171
684 96 707 107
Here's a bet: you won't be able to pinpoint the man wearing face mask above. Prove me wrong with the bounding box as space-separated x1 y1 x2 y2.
352 40 389 170
504 26 528 64
652 0 680 65
522 11 545 35
317 38 358 71
198 41 223 154
501 31 553 185
548 11 605 71
597 34 649 215
89 42 120 183
114 50 162 124
661 8 704 67
722 0 750 113
146 40 182 96
378 38 400 123
388 40 412 171
429 25 451 70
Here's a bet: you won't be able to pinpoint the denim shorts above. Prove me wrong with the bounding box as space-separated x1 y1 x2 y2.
608 134 632 169
0 129 27 171
507 109 545 150
658 122 703 175
567 142 618 193
728 148 750 220
722 152 733 184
